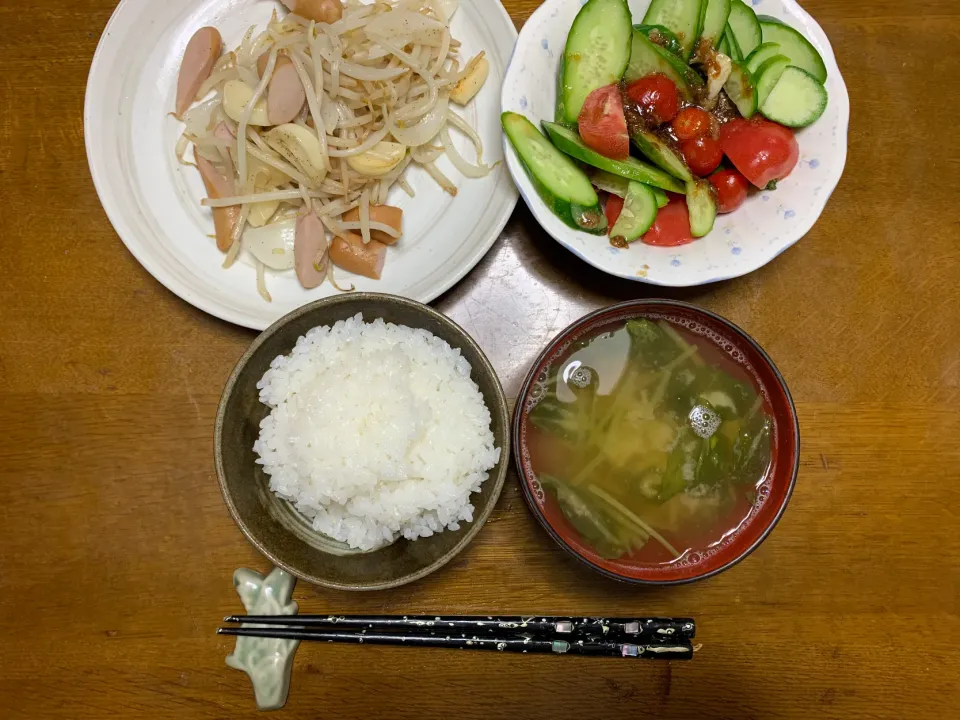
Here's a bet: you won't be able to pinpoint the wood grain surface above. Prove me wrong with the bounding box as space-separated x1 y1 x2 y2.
1 1 958 718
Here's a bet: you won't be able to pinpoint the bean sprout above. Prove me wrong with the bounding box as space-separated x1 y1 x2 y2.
174 0 490 299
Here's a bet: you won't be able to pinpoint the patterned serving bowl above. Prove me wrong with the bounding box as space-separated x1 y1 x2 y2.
501 0 849 286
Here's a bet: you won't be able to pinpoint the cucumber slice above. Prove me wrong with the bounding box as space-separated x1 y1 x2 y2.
754 54 790 107
652 187 670 208
718 32 732 58
589 170 670 209
625 29 705 102
759 20 827 82
686 179 716 238
697 0 710 48
589 169 630 197
557 0 633 126
543 121 687 193
760 66 829 127
554 56 568 124
723 60 758 118
635 24 685 58
745 42 782 75
722 24 743 62
641 0 704 61
502 112 606 234
727 0 762 57
611 182 659 244
698 0 731 52
629 127 693 183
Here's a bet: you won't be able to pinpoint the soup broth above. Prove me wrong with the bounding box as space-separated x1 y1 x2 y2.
527 317 773 565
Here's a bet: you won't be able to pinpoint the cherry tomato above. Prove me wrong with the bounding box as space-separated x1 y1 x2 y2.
625 73 680 125
709 169 750 214
642 195 694 246
681 135 723 177
672 106 712 141
577 85 629 160
604 193 625 230
719 118 799 189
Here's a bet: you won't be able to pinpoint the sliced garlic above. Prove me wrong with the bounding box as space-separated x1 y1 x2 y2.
243 218 296 270
246 200 281 228
245 160 285 227
346 141 407 178
706 52 733 101
264 123 327 185
247 157 289 189
222 79 270 126
450 52 489 106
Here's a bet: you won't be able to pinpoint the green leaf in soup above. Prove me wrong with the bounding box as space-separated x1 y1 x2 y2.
666 366 701 416
529 394 578 439
695 433 732 487
528 369 598 443
625 319 683 368
694 368 758 419
539 475 630 559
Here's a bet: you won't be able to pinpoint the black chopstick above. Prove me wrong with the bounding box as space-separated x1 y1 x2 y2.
223 614 695 641
217 626 693 659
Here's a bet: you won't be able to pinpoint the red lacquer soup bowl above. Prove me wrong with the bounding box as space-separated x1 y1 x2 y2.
512 300 800 585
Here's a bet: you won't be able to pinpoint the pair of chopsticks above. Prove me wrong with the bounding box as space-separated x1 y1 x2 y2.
218 614 696 659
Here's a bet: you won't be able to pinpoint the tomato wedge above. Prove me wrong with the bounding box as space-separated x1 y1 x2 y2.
604 194 625 230
710 169 749 214
578 85 629 160
642 195 694 246
720 118 799 189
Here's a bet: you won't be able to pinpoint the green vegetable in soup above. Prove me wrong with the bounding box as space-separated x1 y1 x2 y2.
540 474 641 559
626 319 683 368
526 317 774 563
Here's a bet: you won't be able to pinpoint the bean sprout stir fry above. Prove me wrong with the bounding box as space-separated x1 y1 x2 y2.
174 0 493 300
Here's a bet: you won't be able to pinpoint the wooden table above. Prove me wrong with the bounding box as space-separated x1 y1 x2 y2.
2 1 958 717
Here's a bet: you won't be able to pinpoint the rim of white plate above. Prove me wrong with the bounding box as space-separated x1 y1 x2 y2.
501 0 850 287
85 0 519 330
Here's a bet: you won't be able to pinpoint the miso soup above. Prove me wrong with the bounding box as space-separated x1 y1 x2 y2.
527 317 773 565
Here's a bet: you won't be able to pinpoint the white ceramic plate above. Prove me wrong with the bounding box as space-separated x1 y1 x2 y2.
501 0 849 286
85 0 518 330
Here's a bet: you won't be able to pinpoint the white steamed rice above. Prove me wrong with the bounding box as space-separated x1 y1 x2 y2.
253 313 501 551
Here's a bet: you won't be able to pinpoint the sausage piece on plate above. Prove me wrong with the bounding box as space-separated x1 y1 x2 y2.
294 212 328 289
176 27 222 118
329 232 387 279
256 53 306 126
341 205 403 245
280 0 343 25
195 155 239 252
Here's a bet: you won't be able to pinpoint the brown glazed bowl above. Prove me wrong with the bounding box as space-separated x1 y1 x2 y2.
215 293 509 591
513 300 800 585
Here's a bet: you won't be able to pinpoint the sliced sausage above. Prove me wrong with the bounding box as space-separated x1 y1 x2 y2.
281 0 343 24
294 212 328 289
341 205 403 245
329 232 387 280
176 27 222 118
195 156 239 252
255 55 306 126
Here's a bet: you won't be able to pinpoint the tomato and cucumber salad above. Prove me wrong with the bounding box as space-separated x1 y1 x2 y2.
503 0 829 247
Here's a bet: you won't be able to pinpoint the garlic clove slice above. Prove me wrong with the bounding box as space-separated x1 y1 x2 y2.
346 141 406 178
